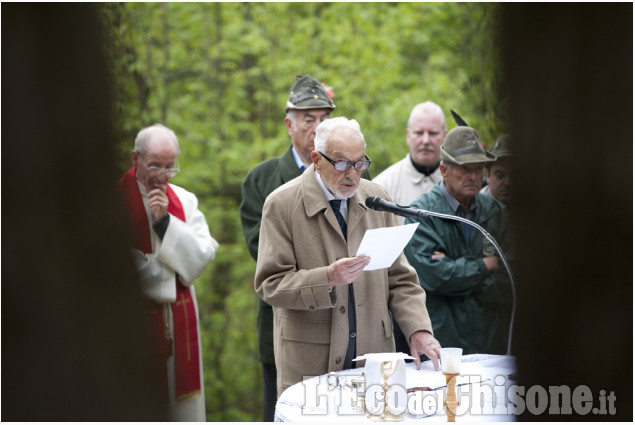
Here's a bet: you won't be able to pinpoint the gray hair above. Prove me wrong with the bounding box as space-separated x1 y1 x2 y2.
134 124 180 156
407 101 447 131
285 110 298 132
314 116 366 152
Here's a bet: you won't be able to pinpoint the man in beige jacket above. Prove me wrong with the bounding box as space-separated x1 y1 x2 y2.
373 101 447 222
255 117 441 396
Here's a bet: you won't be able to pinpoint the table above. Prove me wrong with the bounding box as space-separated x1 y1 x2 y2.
275 354 518 422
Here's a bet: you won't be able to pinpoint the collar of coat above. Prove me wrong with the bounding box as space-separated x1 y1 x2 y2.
279 145 304 182
405 153 443 184
422 180 505 223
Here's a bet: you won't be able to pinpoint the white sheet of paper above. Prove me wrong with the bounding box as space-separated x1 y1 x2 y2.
355 222 419 271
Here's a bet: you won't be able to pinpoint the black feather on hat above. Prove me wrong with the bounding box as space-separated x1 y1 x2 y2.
450 109 469 127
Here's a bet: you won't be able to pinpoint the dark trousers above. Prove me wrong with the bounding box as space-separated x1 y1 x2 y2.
393 319 411 356
262 362 277 422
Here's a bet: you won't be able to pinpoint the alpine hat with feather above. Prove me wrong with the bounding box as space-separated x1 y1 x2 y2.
440 126 496 165
285 75 335 112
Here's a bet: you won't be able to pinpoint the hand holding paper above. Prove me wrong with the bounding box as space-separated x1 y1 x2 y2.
355 223 419 271
327 256 371 288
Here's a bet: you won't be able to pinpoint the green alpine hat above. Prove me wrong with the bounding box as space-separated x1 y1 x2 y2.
440 126 496 165
490 134 512 158
285 75 335 112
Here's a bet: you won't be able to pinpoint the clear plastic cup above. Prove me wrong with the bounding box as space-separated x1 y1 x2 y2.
440 347 463 373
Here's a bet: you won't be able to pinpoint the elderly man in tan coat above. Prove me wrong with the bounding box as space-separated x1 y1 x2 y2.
255 117 441 396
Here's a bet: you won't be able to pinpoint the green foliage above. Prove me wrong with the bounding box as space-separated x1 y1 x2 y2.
98 3 503 421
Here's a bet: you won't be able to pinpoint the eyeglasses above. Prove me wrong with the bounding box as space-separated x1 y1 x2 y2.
138 155 180 178
319 151 371 171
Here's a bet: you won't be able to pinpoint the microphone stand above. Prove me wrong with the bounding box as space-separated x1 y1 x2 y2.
414 209 516 356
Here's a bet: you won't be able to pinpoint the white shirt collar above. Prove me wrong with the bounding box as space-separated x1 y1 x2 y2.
137 179 149 196
291 146 307 170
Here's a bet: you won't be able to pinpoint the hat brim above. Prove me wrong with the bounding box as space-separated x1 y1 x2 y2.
441 146 497 165
491 149 512 158
286 99 335 111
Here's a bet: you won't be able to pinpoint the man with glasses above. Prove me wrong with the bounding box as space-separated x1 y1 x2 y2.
239 75 370 421
255 117 441 397
118 124 219 421
404 126 513 355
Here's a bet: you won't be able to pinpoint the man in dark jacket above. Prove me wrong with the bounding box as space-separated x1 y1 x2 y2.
404 126 513 355
481 134 513 216
239 75 370 421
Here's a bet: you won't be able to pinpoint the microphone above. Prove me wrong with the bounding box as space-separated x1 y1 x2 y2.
365 196 429 220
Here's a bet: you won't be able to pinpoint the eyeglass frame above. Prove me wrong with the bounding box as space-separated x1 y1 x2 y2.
136 153 181 178
318 151 371 172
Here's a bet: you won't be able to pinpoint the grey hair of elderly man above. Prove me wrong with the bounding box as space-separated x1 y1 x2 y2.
314 116 367 152
134 124 180 156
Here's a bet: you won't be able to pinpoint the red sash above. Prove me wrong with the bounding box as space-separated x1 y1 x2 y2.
118 167 201 400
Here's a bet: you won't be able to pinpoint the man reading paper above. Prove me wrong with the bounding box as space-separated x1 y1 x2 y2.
254 117 441 396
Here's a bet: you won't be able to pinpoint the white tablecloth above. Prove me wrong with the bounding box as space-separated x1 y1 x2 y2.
275 354 518 422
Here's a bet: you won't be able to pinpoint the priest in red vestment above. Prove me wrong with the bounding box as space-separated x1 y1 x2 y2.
118 124 218 421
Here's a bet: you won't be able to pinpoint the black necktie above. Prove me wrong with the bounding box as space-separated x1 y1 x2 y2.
329 199 356 369
329 200 347 240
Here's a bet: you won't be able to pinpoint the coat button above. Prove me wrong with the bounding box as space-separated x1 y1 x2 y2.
309 306 316 311
335 357 342 364
340 306 346 314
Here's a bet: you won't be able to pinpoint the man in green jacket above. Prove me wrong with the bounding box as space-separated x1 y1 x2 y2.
404 126 513 355
239 75 370 421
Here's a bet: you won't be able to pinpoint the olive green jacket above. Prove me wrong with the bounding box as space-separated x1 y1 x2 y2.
239 146 371 364
404 181 513 354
